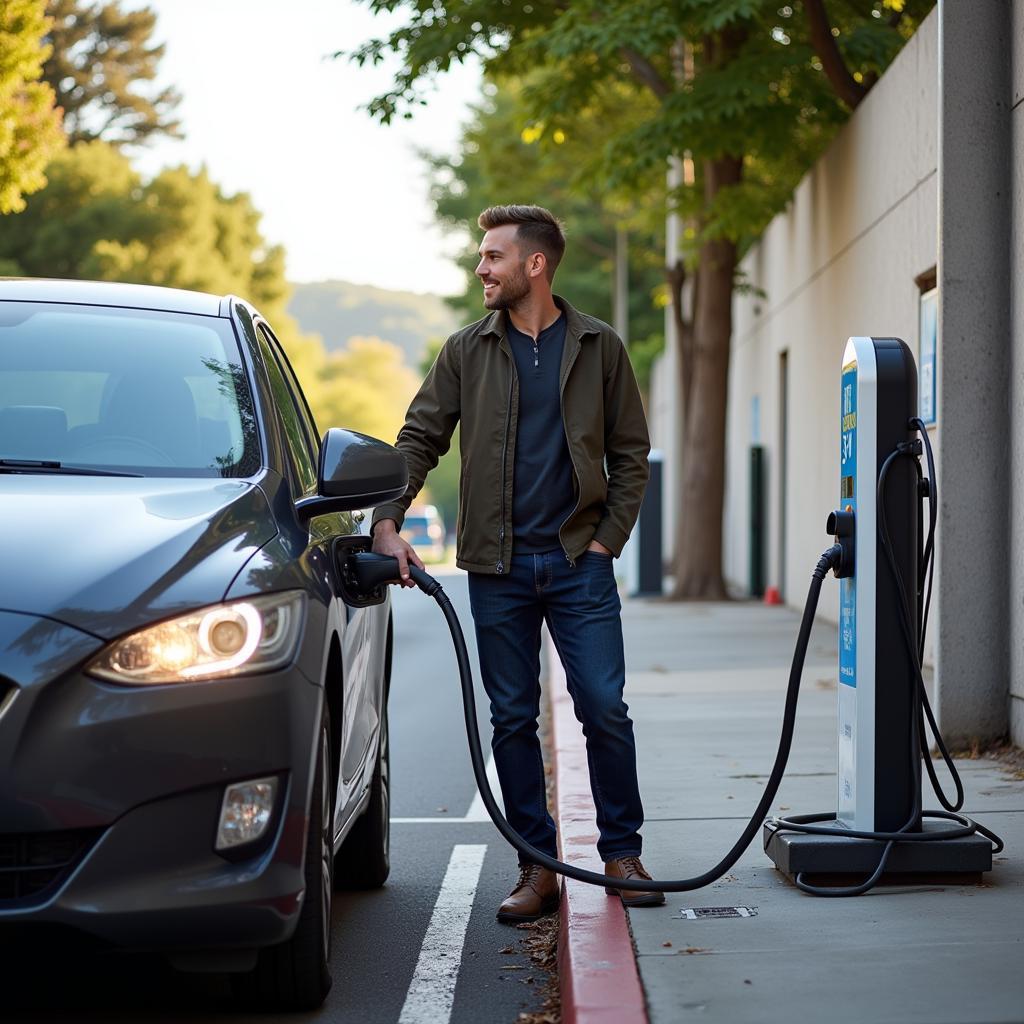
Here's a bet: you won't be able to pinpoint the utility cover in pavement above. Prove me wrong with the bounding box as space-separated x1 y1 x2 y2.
677 907 757 919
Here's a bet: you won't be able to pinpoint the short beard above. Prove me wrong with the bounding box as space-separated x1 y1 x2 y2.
484 261 531 311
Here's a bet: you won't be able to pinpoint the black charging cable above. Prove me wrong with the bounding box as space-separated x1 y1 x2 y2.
908 418 965 813
355 545 842 893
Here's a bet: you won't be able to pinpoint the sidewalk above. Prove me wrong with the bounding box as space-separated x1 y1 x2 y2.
549 596 1024 1024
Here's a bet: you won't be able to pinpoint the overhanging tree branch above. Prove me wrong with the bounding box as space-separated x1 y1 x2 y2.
804 0 868 109
619 46 671 99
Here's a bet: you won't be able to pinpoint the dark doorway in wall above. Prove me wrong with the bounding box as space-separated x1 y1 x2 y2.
778 350 789 602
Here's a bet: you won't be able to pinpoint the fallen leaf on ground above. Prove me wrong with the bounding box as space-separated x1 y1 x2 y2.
513 913 561 1020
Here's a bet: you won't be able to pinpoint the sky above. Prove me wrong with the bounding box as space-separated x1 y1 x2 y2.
128 0 482 295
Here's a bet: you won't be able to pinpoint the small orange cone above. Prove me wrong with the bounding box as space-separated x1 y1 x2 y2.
763 586 782 606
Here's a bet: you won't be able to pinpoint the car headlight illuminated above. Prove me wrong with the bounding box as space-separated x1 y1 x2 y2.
87 592 306 685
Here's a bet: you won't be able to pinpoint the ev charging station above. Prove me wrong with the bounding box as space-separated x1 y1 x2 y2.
836 336 918 833
764 337 993 884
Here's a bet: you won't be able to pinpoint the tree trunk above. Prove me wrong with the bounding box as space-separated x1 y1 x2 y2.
667 258 694 574
670 154 742 600
613 225 629 345
666 259 694 413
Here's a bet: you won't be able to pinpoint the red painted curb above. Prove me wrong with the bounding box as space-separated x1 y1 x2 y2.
547 630 648 1024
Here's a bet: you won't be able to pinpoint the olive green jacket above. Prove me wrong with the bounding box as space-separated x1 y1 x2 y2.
371 296 650 574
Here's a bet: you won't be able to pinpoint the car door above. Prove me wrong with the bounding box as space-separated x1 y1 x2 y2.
254 323 379 821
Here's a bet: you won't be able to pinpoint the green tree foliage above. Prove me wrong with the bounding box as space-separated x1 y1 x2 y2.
409 337 461 535
0 0 65 215
308 336 421 448
0 141 286 309
41 0 181 146
270 330 420 444
348 0 933 597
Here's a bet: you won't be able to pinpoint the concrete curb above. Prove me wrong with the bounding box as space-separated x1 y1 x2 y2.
547 630 648 1024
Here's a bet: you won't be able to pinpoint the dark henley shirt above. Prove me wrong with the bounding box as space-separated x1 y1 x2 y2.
507 312 576 554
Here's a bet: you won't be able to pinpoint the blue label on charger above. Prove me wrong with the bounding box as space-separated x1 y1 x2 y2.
839 365 857 688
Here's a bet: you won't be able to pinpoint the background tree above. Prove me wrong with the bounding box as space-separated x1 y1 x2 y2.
313 337 421 449
0 141 286 310
41 0 181 146
406 338 460 536
0 0 65 215
348 0 933 598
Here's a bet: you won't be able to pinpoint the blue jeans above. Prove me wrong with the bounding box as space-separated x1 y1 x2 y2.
468 550 644 863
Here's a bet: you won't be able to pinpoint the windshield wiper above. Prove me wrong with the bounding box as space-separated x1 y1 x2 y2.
0 459 143 478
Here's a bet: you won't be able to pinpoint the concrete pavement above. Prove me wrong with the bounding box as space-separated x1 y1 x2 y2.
550 595 1024 1024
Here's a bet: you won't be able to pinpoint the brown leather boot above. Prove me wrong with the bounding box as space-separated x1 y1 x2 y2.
496 864 561 923
604 856 666 908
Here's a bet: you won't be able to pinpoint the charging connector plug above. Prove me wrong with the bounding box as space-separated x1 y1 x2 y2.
825 509 855 579
346 551 443 600
347 552 403 595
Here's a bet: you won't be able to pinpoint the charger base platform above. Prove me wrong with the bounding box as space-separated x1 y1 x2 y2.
763 820 992 882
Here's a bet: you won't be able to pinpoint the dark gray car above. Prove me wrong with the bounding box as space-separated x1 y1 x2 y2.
0 279 407 1009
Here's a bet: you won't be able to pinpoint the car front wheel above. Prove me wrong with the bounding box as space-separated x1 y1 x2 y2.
234 709 333 1010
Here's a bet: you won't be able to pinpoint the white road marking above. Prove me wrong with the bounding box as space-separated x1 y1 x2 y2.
391 817 465 824
392 755 504 824
397 844 487 1024
390 817 462 824
464 753 505 821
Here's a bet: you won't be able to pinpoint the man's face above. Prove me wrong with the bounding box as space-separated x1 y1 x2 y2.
475 225 532 310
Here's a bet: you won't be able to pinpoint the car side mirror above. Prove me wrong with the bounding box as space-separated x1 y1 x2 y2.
295 428 408 524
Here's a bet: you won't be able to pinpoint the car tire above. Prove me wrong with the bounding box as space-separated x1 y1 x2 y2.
336 671 390 889
233 709 334 1011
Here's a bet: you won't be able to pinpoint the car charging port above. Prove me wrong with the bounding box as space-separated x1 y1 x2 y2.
335 537 391 607
826 508 855 579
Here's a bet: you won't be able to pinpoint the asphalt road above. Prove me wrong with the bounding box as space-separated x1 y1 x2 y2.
3 570 553 1023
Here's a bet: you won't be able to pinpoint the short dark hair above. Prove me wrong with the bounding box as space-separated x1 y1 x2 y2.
477 204 566 281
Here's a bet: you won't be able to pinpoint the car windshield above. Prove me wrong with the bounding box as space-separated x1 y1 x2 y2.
0 302 260 477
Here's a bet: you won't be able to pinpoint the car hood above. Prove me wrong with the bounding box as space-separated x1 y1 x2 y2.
0 476 277 639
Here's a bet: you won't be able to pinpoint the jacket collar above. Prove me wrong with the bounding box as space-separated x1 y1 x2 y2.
477 295 598 343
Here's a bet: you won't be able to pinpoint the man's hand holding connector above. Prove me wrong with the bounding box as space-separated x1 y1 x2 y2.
371 519 424 587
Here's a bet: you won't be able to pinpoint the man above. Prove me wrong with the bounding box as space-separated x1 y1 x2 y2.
372 204 663 921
